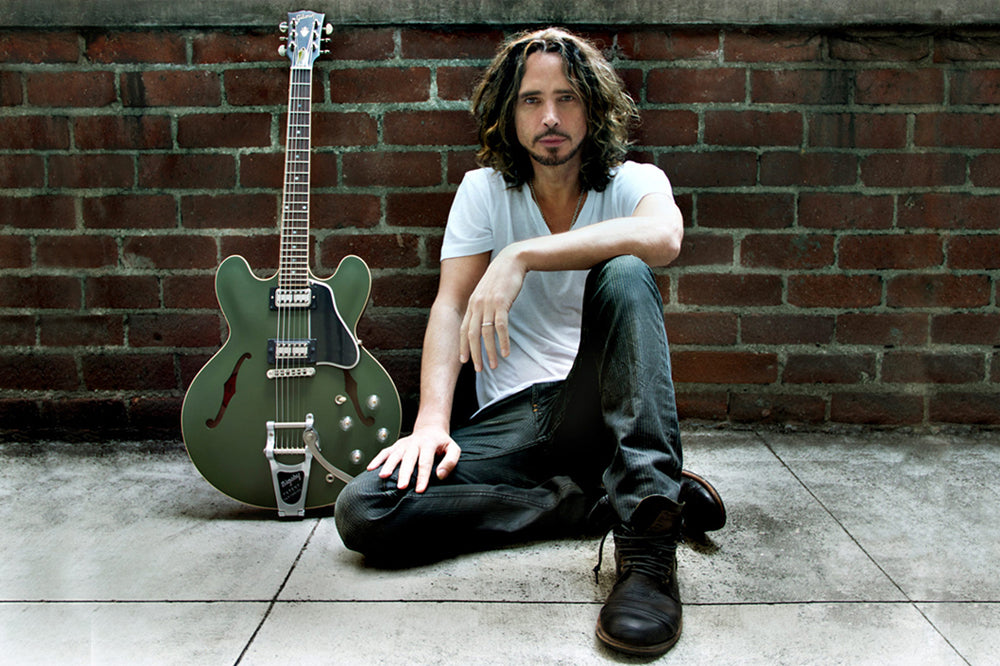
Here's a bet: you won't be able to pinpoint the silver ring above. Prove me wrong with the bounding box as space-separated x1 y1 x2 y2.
481 322 494 327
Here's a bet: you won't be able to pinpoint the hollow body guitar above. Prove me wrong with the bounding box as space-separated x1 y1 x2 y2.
181 10 400 516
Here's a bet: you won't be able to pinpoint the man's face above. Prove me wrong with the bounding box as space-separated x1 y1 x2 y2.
514 51 588 171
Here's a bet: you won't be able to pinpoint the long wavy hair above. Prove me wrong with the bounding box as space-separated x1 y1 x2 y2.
471 28 638 192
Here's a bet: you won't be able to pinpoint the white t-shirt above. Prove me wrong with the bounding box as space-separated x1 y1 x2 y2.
441 160 674 410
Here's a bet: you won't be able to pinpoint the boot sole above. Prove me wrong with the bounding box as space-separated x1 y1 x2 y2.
595 618 682 656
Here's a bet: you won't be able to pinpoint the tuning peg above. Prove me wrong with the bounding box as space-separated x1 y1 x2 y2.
325 23 333 35
279 21 288 32
278 45 287 57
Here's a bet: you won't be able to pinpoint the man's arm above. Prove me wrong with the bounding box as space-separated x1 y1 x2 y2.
367 252 490 493
461 192 683 371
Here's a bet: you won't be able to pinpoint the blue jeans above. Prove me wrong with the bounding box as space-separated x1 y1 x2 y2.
335 256 683 562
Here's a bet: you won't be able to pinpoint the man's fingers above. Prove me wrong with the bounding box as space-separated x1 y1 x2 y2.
436 441 462 480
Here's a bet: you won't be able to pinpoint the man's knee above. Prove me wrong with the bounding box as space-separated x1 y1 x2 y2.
334 472 385 555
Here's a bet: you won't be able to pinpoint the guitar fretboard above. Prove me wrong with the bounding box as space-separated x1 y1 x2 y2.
279 66 314 290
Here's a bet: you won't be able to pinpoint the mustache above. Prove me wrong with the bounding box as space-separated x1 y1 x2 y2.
533 130 571 143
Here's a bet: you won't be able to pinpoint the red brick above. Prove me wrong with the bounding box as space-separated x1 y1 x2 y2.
384 111 477 147
386 192 455 228
831 392 924 425
632 110 698 147
0 116 70 149
226 68 312 106
724 30 822 62
915 113 1000 148
358 312 429 351
26 71 116 107
192 31 285 64
678 274 783 307
178 113 270 148
239 153 283 188
162 275 217 309
808 112 907 149
85 32 186 63
932 313 1000 345
784 354 876 384
861 154 966 188
742 314 834 344
343 152 441 188
41 399 130 437
663 312 738 345
181 194 276 229
0 32 79 63
886 274 991 308
971 155 1000 187
948 235 1000 270
935 32 1000 62
670 233 734 268
898 193 1000 230
698 193 794 229
219 236 279 273
752 69 850 104
0 315 34 345
0 276 81 309
129 396 184 436
930 392 1000 425
839 234 943 270
312 193 381 230
49 154 134 188
330 67 430 103
830 33 931 62
372 274 439 309
950 69 1000 105
0 353 78 391
401 28 504 59
86 276 160 309
799 193 894 230
310 154 339 188
139 154 236 189
446 151 479 185
0 235 30 268
0 71 22 105
704 110 802 146
74 114 172 150
82 195 177 230
658 152 758 189
313 112 378 147
130 313 223 347
837 313 928 346
617 29 720 61
124 235 217 270
325 28 397 61
787 274 882 308
121 71 221 107
884 352 984 384
0 155 44 188
82 353 176 390
729 393 827 424
672 351 778 384
647 68 744 104
39 314 124 346
0 196 75 229
37 235 118 269
760 152 857 187
438 66 481 101
856 69 944 105
742 233 834 270
320 234 421 270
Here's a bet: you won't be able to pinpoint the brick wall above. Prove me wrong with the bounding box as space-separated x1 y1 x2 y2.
2 25 999 440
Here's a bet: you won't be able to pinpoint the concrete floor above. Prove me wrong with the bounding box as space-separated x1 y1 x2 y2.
2 427 998 665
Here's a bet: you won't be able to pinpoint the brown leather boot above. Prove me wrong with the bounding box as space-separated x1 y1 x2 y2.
595 495 683 656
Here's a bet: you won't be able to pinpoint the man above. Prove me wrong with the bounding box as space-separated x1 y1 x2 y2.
335 27 724 656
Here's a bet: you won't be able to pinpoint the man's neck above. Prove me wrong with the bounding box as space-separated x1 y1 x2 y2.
528 162 587 233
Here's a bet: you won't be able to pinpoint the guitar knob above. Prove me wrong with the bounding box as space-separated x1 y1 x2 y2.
377 427 390 444
366 394 380 411
340 416 353 431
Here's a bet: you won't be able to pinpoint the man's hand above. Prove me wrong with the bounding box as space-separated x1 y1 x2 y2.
459 246 527 371
367 425 461 493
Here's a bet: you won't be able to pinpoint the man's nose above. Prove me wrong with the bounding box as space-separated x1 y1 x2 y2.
542 101 559 128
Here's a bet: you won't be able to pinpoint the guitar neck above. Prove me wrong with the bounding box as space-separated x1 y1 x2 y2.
279 65 315 290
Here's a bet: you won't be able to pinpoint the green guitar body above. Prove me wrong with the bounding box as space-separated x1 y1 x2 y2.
181 254 400 512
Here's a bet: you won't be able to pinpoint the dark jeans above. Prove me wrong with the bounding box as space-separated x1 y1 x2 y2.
334 255 683 562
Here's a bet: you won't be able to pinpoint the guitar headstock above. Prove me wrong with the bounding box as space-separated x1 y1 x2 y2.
279 10 332 69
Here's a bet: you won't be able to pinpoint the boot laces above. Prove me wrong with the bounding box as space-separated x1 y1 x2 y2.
593 530 676 584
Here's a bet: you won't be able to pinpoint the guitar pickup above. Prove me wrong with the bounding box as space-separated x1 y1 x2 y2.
267 338 316 364
270 287 317 310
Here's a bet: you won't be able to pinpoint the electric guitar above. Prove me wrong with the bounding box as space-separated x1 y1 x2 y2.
181 10 401 517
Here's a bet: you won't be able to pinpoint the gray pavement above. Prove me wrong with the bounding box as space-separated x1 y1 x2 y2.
2 427 998 665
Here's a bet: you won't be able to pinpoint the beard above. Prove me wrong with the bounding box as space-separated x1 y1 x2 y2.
526 131 584 167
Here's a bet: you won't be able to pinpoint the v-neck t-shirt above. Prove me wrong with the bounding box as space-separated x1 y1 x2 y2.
441 161 674 410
